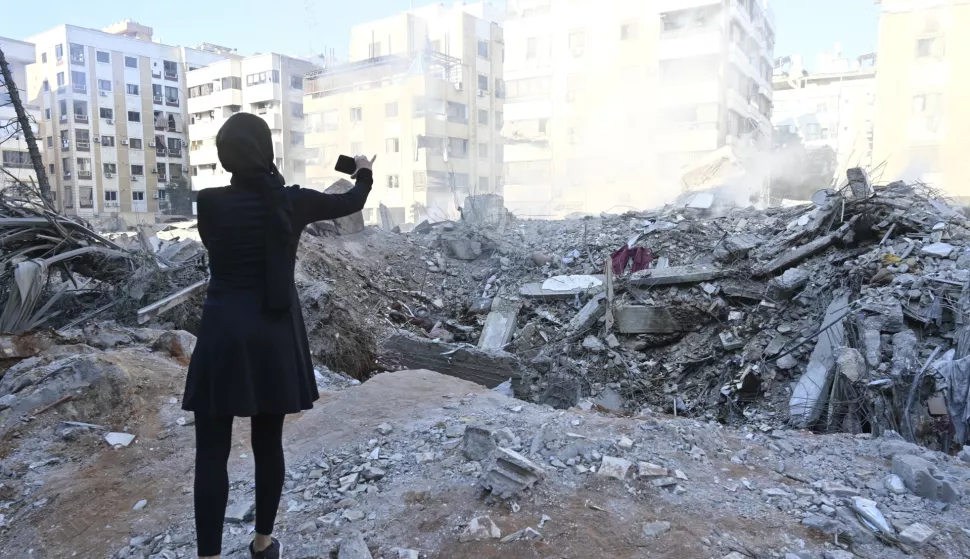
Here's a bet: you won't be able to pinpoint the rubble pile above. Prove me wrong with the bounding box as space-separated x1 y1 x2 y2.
310 172 970 452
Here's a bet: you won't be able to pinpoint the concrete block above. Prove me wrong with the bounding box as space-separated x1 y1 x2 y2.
478 297 522 351
789 294 850 427
462 425 496 461
481 448 544 499
892 454 958 502
629 265 727 287
898 523 936 547
614 306 677 334
567 292 608 333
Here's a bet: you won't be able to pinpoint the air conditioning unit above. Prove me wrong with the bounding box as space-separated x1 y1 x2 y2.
454 82 463 91
181 140 187 147
93 137 101 143
99 91 108 97
149 141 156 147
105 119 114 125
131 175 139 181
105 172 113 178
152 194 160 199
477 90 486 97
151 168 158 173
120 139 128 145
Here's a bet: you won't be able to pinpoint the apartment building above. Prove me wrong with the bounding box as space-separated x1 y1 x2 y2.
773 50 877 176
872 0 970 198
502 0 775 217
304 2 505 225
25 20 227 222
187 51 318 193
0 37 41 188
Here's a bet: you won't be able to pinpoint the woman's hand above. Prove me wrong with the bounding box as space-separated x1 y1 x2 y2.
351 155 377 179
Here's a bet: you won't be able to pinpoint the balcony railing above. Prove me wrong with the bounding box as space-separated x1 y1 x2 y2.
168 148 182 158
74 114 88 123
2 161 32 169
59 115 68 123
70 55 85 66
78 170 93 180
72 83 87 94
153 95 163 104
164 71 178 81
76 141 90 151
165 98 179 107
152 71 162 79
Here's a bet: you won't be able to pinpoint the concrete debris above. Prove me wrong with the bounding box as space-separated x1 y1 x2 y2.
789 293 849 428
478 296 522 350
500 527 543 543
597 456 633 480
459 516 502 542
105 432 136 448
640 521 672 538
613 306 676 334
481 448 544 499
628 265 726 287
337 532 372 559
898 522 936 547
891 454 958 502
462 425 497 461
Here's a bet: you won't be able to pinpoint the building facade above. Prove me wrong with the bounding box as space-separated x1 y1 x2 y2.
872 0 970 198
304 3 505 225
773 50 877 177
25 21 227 222
502 0 775 217
0 37 41 189
187 52 317 194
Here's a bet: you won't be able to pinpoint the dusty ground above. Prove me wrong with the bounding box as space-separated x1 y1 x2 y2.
1 347 969 559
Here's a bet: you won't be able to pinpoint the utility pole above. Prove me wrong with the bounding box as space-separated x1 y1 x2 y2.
0 46 52 201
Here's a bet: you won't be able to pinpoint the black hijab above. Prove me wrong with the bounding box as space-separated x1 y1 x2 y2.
216 113 294 314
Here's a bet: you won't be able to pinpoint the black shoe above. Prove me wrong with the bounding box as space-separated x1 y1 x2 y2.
250 538 282 559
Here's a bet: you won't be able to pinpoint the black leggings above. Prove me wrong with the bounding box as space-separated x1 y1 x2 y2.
194 414 286 556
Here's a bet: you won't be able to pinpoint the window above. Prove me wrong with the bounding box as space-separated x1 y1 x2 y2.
368 42 382 58
169 163 182 179
101 135 115 147
69 43 84 65
131 164 144 176
163 60 178 79
129 138 142 149
349 107 363 122
290 75 303 90
478 109 488 125
127 84 139 95
568 31 586 52
73 100 88 119
125 56 137 69
56 72 65 87
45 109 51 120
448 137 468 157
219 76 242 90
479 176 489 191
104 163 117 174
478 40 489 59
386 175 400 189
804 123 821 141
46 136 53 148
42 80 49 92
153 84 163 103
132 191 145 201
167 137 181 154
385 102 399 118
96 51 110 64
55 44 64 60
100 107 113 120
188 84 211 98
526 37 538 60
447 102 467 123
478 74 489 91
506 77 551 99
290 131 304 146
48 163 54 175
164 86 179 105
291 103 304 119
916 37 945 59
621 23 638 40
495 145 503 163
539 119 548 134
1 150 31 169
42 52 48 63
386 138 400 153
478 142 488 158
98 79 111 92
104 190 118 201
71 71 86 92
128 111 141 122
495 111 503 131
495 78 505 99
245 71 280 86
58 100 67 119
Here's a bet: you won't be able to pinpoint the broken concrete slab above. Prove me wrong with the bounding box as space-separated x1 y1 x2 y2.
789 293 850 428
614 306 677 334
835 347 865 382
891 329 919 377
520 275 606 299
382 334 530 397
105 432 136 447
459 516 502 542
846 167 872 198
338 532 372 559
715 233 763 260
861 298 905 333
898 522 936 547
629 265 727 287
597 456 633 480
770 267 810 294
462 425 497 461
891 454 958 502
442 237 483 261
754 234 835 276
478 297 522 351
921 242 955 258
481 448 544 499
567 292 608 334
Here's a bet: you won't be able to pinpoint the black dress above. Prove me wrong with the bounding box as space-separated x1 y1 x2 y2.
182 170 373 417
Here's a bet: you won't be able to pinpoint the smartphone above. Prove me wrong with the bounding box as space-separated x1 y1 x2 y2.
334 155 356 175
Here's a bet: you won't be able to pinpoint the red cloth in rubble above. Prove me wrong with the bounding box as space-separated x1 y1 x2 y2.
611 246 653 275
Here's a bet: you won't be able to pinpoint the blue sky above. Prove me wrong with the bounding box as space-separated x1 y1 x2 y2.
1 0 880 66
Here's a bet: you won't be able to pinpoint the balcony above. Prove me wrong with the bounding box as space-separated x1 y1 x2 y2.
164 71 178 81
72 83 87 94
168 148 182 158
76 141 90 151
59 114 69 124
153 95 163 105
156 148 167 158
74 114 89 124
152 70 162 79
70 55 85 66
165 98 179 108
78 170 93 180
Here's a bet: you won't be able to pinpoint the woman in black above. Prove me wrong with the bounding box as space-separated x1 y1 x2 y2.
183 113 375 559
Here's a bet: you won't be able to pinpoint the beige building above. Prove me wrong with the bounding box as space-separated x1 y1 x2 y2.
187 51 318 196
503 0 776 217
25 21 228 222
773 49 877 177
873 0 970 197
304 3 505 225
0 37 41 189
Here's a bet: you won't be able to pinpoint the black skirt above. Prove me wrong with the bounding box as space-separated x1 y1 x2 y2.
182 283 318 417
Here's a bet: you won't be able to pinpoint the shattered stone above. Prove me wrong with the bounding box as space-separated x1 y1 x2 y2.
481 448 544 499
884 474 907 495
582 335 607 353
637 462 669 479
225 501 255 524
617 436 634 450
835 347 865 382
597 456 633 480
105 432 136 448
921 242 955 258
376 423 394 435
342 509 365 522
641 521 671 538
337 532 372 559
151 330 197 362
462 425 496 461
460 516 502 542
891 454 958 502
898 522 936 547
500 527 543 543
817 481 859 497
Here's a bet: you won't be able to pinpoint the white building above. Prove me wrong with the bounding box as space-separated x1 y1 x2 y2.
0 37 41 189
25 20 228 222
502 0 776 217
187 51 318 193
773 49 877 176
